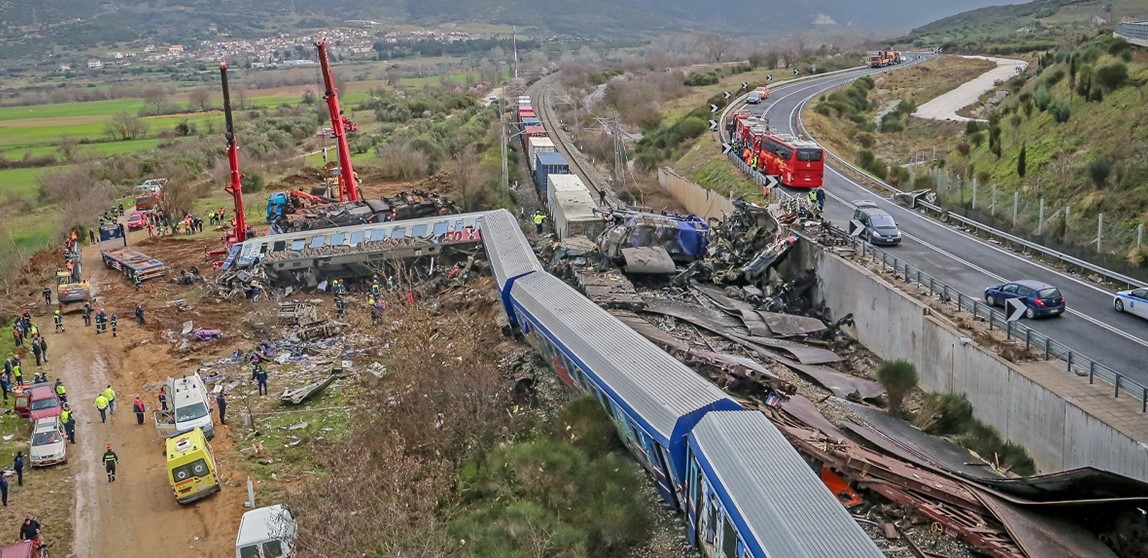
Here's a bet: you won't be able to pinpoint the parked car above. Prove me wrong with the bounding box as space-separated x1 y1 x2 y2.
984 280 1066 318
851 201 902 246
127 211 148 231
30 417 66 467
1113 287 1148 319
14 384 62 421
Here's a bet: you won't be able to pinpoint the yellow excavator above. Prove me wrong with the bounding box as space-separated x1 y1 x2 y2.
56 269 91 313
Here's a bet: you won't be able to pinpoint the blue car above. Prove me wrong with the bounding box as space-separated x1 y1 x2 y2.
984 280 1066 318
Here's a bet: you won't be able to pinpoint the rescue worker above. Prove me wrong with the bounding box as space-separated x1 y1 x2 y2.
815 186 826 210
370 279 381 297
133 272 142 292
110 314 118 337
132 396 145 425
54 379 66 404
158 385 168 412
13 451 24 486
103 385 116 415
41 287 51 306
95 393 109 423
254 366 268 396
0 375 10 404
82 303 92 327
36 337 47 364
216 391 228 425
30 340 42 367
135 303 145 325
12 360 22 387
335 295 346 318
368 296 380 325
95 309 107 334
103 444 119 482
53 310 63 332
61 405 75 443
532 211 546 234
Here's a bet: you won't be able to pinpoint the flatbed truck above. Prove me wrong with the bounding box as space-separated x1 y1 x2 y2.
98 224 167 281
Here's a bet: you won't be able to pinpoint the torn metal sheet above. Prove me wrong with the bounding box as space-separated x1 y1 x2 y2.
621 246 677 274
642 299 746 331
691 281 758 314
974 489 1119 558
778 395 849 441
733 334 842 364
575 269 645 310
748 310 826 337
969 467 1148 505
280 373 338 405
784 360 884 401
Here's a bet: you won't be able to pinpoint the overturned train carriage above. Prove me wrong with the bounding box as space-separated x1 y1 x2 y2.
224 212 486 287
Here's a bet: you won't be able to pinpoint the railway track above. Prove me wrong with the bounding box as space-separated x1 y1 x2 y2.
528 77 607 200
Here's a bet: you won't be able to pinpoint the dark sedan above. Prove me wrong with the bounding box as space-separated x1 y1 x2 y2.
984 280 1066 319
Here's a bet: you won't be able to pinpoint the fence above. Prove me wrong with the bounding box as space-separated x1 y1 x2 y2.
931 169 1148 282
850 237 1148 412
657 167 735 220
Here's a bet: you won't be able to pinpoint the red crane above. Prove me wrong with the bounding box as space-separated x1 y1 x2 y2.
220 61 247 244
314 38 360 202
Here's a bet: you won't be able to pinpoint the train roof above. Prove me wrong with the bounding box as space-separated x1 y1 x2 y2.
228 211 487 269
509 272 736 443
690 411 884 558
481 209 543 291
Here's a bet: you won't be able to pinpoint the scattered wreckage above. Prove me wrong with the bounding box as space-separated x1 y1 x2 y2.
268 189 460 235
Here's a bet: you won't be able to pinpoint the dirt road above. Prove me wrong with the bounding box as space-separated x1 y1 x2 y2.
54 231 243 557
912 56 1028 122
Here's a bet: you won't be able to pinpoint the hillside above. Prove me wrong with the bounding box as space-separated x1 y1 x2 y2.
903 0 1147 52
0 0 1028 50
805 36 1148 271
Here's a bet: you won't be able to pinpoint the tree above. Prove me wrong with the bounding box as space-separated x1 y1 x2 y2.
104 111 148 140
877 359 919 413
697 33 729 63
301 88 317 105
142 84 167 113
1068 55 1077 91
39 166 116 231
187 87 212 112
1017 143 1027 179
57 135 79 163
1094 62 1128 92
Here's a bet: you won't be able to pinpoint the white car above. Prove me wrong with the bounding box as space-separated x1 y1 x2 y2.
30 417 66 467
1114 287 1148 319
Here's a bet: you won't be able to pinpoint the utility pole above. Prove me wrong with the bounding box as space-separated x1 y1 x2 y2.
512 26 519 80
499 97 510 205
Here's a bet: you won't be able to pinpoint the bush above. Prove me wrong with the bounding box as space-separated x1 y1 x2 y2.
854 133 876 149
876 359 918 412
857 149 875 169
957 420 1036 475
1048 101 1071 123
964 121 982 135
1088 160 1112 187
1032 85 1051 111
683 71 719 86
868 158 888 181
912 393 973 435
913 173 935 189
1043 68 1065 87
1094 62 1128 91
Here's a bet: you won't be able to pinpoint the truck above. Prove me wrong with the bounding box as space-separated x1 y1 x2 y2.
98 224 167 282
266 189 332 222
134 179 166 212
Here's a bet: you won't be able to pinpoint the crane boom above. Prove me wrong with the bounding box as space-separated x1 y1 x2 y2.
314 37 360 202
220 62 247 244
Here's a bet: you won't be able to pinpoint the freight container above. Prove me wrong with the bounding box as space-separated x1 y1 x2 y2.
534 152 570 200
517 96 531 105
524 125 547 138
521 117 541 127
528 137 557 171
552 189 603 241
546 174 590 212
518 107 536 119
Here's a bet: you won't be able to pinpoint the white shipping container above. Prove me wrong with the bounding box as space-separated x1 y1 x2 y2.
547 174 589 214
552 189 604 241
527 137 556 172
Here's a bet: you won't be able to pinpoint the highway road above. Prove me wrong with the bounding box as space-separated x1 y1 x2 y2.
741 64 1148 385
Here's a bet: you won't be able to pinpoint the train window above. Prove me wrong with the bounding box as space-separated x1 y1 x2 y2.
310 236 326 249
369 228 388 241
722 515 738 558
410 224 428 237
349 232 365 245
392 227 406 239
330 233 346 245
797 148 823 161
290 239 306 251
433 221 449 235
272 241 286 252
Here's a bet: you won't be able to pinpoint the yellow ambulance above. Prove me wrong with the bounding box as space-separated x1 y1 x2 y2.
165 427 221 504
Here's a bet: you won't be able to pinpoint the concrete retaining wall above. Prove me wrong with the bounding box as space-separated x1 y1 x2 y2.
657 167 735 221
812 244 1148 481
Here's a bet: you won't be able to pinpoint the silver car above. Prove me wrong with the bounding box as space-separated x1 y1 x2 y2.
30 417 67 467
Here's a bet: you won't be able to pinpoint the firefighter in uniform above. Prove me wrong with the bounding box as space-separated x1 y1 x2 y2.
53 310 63 332
103 444 119 482
335 295 346 318
82 303 92 327
110 314 118 337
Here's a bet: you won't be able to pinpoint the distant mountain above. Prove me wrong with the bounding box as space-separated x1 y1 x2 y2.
0 0 1035 50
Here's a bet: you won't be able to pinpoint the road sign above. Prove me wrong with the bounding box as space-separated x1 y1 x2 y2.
766 74 773 81
849 219 865 237
793 68 800 76
721 143 732 155
723 91 731 100
764 175 778 191
708 119 718 131
710 104 719 113
1006 298 1027 322
741 81 749 90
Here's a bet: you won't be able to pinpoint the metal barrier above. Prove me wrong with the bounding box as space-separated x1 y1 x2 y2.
850 237 1148 412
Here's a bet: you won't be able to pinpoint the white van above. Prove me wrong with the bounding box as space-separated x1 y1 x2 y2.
155 373 216 440
236 505 297 558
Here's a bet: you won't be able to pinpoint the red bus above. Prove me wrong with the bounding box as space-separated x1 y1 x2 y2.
755 133 824 188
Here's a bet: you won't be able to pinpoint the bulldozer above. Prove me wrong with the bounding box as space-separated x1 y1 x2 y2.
56 269 91 313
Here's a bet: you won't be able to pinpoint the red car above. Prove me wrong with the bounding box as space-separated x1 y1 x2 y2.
127 211 148 231
14 384 61 421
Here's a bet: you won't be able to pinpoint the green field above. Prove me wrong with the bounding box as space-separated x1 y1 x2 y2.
0 98 147 121
0 166 60 199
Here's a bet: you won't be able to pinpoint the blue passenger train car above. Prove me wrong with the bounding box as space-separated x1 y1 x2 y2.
508 271 742 507
480 209 544 326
